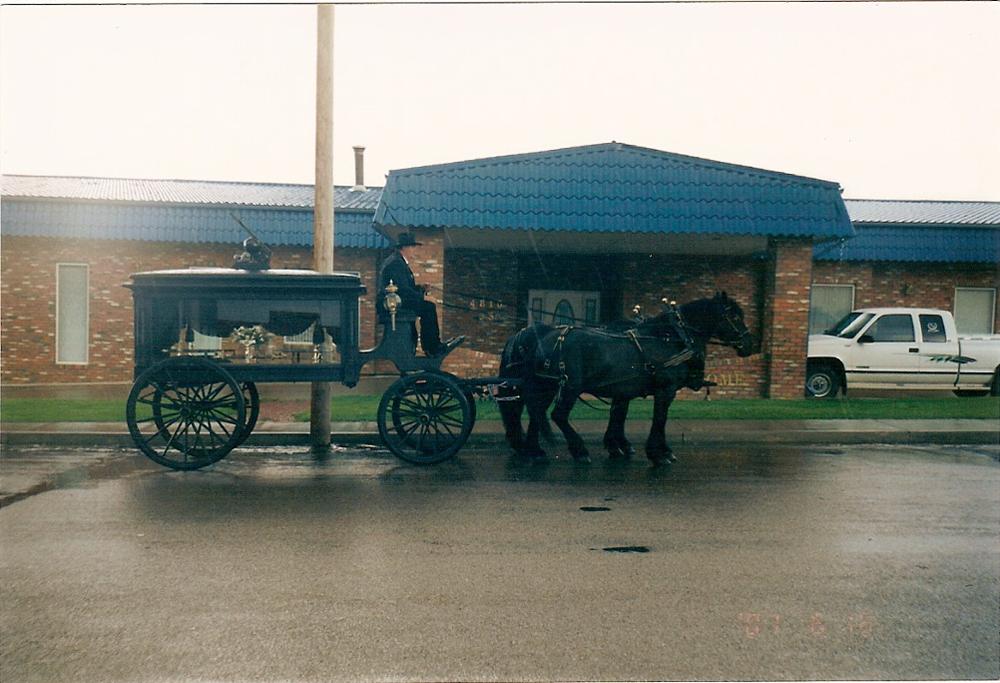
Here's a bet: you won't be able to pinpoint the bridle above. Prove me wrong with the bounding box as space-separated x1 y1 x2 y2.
685 302 753 351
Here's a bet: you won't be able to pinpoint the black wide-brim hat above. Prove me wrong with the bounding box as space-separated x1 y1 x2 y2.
395 233 422 248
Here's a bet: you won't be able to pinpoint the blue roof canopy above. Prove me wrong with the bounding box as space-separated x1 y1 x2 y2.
0 200 387 249
375 142 855 240
815 226 999 264
1 173 388 249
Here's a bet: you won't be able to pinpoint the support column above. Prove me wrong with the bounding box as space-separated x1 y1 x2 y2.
763 238 814 399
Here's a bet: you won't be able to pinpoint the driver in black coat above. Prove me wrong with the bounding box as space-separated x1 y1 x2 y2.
377 233 464 357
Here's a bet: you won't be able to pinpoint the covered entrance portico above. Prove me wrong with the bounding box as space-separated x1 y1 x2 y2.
374 142 853 398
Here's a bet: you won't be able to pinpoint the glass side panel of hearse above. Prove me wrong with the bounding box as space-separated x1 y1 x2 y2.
133 293 344 370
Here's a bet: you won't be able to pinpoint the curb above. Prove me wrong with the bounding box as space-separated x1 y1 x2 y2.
2 429 997 449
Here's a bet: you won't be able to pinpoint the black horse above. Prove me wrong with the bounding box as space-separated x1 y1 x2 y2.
498 293 755 464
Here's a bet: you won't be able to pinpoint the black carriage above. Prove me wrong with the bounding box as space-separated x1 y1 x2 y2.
125 267 484 470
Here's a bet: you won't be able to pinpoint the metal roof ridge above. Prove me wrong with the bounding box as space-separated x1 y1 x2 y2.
2 173 384 192
0 195 380 214
385 141 843 189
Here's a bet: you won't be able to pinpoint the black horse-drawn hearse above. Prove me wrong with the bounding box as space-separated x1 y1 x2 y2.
125 248 754 470
125 263 491 470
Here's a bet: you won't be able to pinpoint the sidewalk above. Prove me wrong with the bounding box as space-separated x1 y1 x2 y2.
2 418 998 448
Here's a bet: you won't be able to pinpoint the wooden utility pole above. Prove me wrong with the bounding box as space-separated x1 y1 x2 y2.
310 3 334 449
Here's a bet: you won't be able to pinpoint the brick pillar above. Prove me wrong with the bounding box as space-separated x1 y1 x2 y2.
763 238 814 399
406 228 447 333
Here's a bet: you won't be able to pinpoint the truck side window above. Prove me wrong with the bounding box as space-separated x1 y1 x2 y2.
867 314 915 342
919 314 947 343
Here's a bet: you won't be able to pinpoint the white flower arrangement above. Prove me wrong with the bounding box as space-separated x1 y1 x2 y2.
233 325 268 361
233 325 267 347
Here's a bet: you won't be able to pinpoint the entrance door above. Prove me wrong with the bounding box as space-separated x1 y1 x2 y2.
527 290 600 326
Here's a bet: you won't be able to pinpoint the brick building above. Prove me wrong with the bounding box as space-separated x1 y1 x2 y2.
2 143 997 398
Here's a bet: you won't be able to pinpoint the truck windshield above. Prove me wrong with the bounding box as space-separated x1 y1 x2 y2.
826 312 875 338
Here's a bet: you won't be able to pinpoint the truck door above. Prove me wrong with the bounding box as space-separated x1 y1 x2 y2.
916 312 961 387
846 313 922 387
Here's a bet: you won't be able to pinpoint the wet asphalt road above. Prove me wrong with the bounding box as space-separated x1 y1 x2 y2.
1 443 998 682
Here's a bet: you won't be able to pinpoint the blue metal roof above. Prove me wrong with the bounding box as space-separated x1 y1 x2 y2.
814 226 1000 263
0 199 388 249
2 175 384 211
375 142 854 239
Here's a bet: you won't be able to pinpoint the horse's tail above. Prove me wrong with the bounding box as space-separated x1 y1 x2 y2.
498 325 556 447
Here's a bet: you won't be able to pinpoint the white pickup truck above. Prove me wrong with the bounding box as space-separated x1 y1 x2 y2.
806 308 1000 398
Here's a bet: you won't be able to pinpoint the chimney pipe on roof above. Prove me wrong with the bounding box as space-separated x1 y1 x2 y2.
352 146 365 191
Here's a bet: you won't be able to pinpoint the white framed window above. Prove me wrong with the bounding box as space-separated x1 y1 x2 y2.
809 284 855 334
954 287 997 335
527 289 600 326
56 263 89 364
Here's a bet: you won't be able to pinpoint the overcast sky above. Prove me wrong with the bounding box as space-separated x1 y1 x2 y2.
2 2 998 200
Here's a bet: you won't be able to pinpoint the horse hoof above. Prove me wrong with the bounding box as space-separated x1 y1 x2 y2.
607 446 630 460
646 448 674 465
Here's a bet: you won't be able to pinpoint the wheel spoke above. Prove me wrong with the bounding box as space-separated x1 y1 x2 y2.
398 420 422 441
205 408 240 426
205 410 235 439
434 418 457 439
160 417 188 458
436 413 465 429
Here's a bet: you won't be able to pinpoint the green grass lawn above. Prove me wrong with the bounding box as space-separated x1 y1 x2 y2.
2 395 997 423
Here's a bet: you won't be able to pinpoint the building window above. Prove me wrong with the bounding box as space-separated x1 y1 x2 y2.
56 263 89 364
809 284 855 334
527 290 601 326
954 287 996 335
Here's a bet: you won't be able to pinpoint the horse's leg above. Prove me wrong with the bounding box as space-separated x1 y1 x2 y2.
521 383 553 459
645 388 678 465
551 388 589 462
498 389 525 450
603 397 633 459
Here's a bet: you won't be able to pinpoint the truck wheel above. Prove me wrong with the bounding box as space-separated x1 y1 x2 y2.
805 365 840 399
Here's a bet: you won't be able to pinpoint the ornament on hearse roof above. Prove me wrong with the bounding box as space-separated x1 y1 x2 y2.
230 212 272 271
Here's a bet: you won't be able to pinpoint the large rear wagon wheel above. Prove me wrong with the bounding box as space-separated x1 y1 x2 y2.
126 357 246 470
234 382 260 446
378 373 473 464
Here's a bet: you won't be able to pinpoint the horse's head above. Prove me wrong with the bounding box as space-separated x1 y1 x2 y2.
707 292 755 357
678 292 755 357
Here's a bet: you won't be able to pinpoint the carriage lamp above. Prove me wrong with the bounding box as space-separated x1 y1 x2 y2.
384 280 402 331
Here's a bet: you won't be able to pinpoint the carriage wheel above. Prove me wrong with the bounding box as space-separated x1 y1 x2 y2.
377 373 473 464
233 382 260 447
126 357 246 470
149 380 258 444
